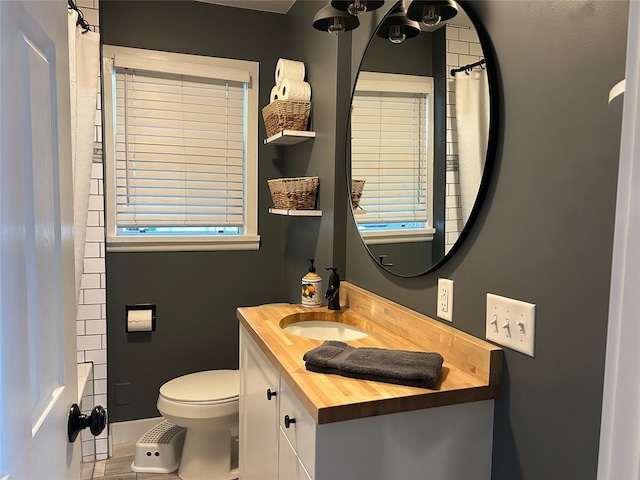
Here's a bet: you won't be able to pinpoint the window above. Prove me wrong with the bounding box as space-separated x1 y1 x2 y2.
102 46 259 251
351 72 435 244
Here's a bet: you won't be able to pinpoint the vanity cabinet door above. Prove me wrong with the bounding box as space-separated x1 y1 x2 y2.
279 429 312 480
279 380 316 476
239 326 280 480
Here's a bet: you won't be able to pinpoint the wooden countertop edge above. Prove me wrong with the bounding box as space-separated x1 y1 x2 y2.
313 385 500 424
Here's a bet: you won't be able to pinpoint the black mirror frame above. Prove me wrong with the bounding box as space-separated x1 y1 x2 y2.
347 0 500 278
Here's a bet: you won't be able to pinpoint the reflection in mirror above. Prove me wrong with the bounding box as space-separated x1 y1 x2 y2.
350 0 493 276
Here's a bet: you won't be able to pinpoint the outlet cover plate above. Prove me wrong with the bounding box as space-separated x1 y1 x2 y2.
437 278 454 322
486 293 536 357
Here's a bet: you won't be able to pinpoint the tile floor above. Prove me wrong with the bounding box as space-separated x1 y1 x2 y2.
82 443 180 480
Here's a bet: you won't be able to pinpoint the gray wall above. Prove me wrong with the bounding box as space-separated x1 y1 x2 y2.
280 0 350 302
346 1 628 479
101 1 291 422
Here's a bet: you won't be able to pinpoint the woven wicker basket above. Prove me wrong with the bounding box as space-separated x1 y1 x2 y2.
351 179 366 209
268 176 319 210
262 100 311 137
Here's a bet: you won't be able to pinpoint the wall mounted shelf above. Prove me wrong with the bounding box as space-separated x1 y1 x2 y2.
269 208 322 217
264 130 316 146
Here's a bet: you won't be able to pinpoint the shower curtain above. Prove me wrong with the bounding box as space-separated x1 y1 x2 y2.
455 69 490 224
68 9 100 304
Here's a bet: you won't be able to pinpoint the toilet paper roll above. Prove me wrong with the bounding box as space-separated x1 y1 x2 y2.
127 309 153 332
270 85 280 103
279 78 312 102
275 58 305 86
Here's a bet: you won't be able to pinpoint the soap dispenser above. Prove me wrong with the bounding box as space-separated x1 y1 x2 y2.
325 267 341 311
301 259 322 307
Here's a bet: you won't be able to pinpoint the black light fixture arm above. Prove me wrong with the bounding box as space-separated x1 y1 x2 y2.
451 58 486 76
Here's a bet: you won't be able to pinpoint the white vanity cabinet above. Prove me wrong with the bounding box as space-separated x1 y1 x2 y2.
239 324 496 480
240 325 311 480
239 326 279 479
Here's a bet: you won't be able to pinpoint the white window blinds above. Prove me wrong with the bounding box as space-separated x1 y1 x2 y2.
114 67 247 231
351 72 433 229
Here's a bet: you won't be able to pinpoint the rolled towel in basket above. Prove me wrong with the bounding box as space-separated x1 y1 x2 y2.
303 341 443 389
275 58 306 86
270 85 280 103
279 78 311 102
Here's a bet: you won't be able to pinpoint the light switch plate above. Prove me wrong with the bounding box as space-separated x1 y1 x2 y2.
486 293 536 357
437 278 454 322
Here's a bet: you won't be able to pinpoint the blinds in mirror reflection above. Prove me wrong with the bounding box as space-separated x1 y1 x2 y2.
351 72 433 227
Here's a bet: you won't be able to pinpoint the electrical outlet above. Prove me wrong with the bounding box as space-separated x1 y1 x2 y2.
486 293 536 357
437 278 454 322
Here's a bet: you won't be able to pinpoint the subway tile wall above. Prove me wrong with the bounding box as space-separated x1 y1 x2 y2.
74 0 107 463
444 25 483 253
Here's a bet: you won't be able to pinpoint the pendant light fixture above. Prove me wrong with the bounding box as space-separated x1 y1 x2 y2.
406 0 458 27
313 3 360 35
375 1 420 44
331 0 384 16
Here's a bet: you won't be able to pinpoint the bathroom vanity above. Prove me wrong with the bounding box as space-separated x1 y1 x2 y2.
237 283 502 480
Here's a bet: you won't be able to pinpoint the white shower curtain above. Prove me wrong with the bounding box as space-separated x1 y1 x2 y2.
68 9 100 305
455 69 490 224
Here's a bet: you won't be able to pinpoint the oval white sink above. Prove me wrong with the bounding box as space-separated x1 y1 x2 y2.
283 320 368 341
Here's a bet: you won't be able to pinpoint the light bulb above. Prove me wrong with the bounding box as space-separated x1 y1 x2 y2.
328 16 345 35
388 25 406 44
348 0 367 16
422 5 441 27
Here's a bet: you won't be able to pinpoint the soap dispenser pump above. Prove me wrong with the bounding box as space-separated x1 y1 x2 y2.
325 267 341 311
301 259 322 307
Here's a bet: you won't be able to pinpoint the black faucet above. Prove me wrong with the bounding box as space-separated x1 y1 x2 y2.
325 267 341 310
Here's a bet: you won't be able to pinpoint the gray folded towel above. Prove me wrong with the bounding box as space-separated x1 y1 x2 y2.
303 340 443 389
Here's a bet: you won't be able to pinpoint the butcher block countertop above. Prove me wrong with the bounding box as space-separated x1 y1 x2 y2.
236 282 502 425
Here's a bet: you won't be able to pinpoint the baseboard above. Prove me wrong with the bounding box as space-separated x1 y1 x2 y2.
110 417 163 445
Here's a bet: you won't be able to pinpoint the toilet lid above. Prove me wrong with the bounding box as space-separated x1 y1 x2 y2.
160 370 239 403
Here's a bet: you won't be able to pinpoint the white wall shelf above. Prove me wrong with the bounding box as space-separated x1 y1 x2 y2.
264 130 316 146
269 208 322 217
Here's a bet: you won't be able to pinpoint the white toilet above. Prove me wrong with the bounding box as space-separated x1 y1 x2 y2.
157 370 239 480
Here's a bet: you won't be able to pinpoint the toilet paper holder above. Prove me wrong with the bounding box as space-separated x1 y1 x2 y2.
126 304 156 333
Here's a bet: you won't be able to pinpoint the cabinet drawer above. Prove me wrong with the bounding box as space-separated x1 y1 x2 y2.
279 379 316 476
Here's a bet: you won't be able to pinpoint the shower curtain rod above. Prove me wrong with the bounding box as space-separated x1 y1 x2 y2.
68 0 91 33
451 59 486 77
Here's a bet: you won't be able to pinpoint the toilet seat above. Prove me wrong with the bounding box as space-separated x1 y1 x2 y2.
159 370 238 405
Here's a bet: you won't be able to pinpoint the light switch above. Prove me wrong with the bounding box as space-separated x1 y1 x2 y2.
486 293 535 357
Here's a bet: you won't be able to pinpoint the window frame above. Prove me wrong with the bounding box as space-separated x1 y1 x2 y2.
102 45 260 252
352 71 436 244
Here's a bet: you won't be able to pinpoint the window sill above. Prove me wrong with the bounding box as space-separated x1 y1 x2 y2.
360 229 435 245
106 235 260 252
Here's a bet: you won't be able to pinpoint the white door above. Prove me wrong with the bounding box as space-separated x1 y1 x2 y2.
0 1 80 479
597 2 640 478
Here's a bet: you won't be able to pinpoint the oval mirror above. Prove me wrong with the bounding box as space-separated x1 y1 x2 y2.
349 0 497 276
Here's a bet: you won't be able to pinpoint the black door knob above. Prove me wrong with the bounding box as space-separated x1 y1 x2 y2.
266 388 277 401
68 403 107 442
